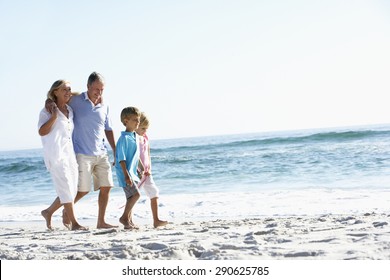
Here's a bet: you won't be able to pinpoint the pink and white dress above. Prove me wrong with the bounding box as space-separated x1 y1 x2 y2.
138 134 159 199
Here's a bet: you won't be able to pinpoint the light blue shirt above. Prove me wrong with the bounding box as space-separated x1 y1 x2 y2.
69 92 113 156
115 131 140 187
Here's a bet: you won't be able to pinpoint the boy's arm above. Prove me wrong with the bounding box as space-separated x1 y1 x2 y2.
119 160 133 187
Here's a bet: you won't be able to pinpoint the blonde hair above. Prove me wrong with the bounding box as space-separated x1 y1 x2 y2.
120 107 141 125
139 112 150 128
47 80 69 102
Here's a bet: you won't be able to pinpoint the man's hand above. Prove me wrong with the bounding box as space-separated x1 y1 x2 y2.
45 99 57 114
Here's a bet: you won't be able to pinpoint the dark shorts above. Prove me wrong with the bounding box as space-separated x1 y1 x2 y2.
123 182 140 199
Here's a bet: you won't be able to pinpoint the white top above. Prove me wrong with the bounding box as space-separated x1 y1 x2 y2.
38 105 75 171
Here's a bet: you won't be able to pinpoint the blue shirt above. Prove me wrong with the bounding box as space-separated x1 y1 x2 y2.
115 131 140 187
69 92 113 156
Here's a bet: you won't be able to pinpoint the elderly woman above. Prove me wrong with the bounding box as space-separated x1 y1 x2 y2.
38 80 86 231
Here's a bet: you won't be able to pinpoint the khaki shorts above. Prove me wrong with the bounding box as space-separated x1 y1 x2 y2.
76 153 114 192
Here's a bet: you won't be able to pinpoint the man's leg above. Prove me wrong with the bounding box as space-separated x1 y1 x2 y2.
97 187 117 228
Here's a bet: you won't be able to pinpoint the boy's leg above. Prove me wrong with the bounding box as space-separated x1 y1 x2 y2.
120 192 140 229
151 197 168 228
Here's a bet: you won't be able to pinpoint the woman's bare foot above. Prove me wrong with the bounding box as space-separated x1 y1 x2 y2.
62 209 71 230
41 210 53 230
154 220 168 228
71 224 88 231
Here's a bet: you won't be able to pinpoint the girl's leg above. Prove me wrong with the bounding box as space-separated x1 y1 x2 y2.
151 197 168 228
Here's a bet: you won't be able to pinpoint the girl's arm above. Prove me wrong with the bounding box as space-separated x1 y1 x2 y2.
147 145 152 174
137 160 145 177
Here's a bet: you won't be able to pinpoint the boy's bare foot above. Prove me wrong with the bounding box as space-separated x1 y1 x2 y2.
154 220 168 228
41 210 53 230
71 224 88 231
119 218 139 230
119 217 129 227
97 222 118 229
62 209 71 230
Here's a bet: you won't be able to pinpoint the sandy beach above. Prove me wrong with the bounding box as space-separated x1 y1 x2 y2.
1 212 389 260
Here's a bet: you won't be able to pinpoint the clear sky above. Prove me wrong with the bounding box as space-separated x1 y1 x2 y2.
1 0 390 151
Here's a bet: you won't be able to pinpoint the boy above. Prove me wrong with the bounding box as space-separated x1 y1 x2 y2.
115 107 141 229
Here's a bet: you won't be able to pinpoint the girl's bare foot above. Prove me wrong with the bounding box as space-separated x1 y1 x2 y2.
41 210 53 230
129 221 139 230
154 220 168 228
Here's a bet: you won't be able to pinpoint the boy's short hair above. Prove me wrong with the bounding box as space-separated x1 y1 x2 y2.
120 107 141 125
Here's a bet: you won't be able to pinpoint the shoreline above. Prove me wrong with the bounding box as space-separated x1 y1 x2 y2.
1 212 389 260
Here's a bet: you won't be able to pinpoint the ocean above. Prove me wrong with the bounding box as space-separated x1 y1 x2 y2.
1 124 390 223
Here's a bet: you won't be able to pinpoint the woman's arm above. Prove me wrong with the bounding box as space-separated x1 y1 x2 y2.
38 113 57 136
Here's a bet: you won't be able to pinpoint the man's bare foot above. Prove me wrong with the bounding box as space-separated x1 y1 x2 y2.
41 210 53 230
71 224 88 231
62 209 71 230
97 221 118 229
154 220 168 228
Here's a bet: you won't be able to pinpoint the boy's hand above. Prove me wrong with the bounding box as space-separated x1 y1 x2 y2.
125 176 133 187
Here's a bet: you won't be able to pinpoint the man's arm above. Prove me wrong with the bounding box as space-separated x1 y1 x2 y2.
105 130 116 163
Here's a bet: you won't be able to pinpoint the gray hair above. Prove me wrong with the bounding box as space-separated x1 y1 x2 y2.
87 71 104 86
